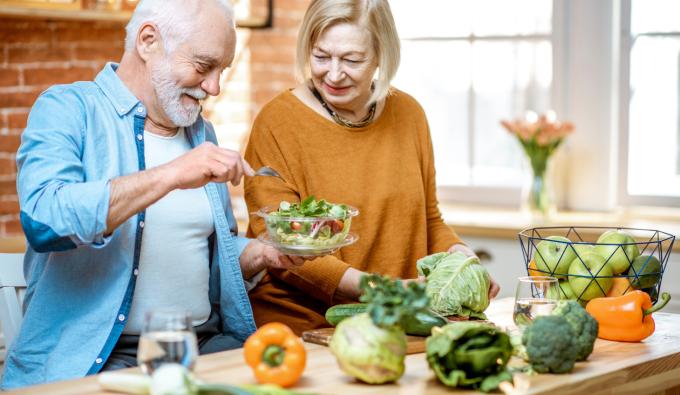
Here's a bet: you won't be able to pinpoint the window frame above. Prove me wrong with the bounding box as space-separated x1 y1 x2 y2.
412 0 564 207
617 0 680 208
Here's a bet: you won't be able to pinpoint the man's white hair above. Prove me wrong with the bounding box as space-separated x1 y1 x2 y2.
125 0 234 54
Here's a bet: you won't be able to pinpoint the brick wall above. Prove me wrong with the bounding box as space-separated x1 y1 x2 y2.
0 19 126 237
0 0 310 238
248 0 309 112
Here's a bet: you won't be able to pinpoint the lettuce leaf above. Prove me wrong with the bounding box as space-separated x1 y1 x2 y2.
416 252 491 318
425 322 513 392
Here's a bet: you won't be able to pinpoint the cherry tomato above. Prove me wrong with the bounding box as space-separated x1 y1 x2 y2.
330 219 344 233
290 221 302 231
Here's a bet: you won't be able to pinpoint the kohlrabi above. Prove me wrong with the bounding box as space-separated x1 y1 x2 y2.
329 274 429 384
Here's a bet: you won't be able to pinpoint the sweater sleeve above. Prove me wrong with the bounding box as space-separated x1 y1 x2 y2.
420 113 464 253
243 112 351 304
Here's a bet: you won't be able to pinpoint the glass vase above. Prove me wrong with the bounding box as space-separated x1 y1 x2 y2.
523 158 555 222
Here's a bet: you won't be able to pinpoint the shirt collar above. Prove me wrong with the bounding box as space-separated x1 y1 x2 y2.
94 62 145 117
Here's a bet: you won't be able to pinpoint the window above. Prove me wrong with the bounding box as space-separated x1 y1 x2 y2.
390 0 553 205
619 0 680 206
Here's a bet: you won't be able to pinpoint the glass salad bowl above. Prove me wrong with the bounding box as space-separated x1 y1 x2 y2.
254 197 359 256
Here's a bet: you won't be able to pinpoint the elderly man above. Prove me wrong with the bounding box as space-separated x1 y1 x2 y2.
2 0 298 389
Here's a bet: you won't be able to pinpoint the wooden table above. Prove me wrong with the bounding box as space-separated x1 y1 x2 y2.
8 298 680 395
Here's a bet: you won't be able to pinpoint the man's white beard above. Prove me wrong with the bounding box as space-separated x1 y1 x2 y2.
151 61 207 127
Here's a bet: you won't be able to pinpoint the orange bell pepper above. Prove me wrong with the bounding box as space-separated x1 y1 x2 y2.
243 322 307 387
585 290 670 342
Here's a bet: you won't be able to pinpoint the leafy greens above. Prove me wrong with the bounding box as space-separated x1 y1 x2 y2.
426 322 513 392
274 196 348 219
417 252 491 319
359 274 429 329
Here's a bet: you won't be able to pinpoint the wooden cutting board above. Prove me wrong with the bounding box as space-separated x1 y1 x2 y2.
301 317 490 355
302 327 428 354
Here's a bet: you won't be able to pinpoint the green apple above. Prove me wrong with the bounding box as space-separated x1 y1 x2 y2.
534 236 576 278
594 230 640 275
568 252 613 301
641 286 659 301
570 244 608 266
546 280 577 300
571 243 595 256
628 255 661 289
570 243 597 264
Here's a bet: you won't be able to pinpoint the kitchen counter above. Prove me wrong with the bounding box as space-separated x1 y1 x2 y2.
231 201 680 251
8 298 680 395
440 204 680 252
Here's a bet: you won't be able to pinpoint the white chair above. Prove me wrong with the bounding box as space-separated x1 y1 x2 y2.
0 252 25 361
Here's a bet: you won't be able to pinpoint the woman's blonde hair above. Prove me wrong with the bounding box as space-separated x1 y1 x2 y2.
295 0 400 104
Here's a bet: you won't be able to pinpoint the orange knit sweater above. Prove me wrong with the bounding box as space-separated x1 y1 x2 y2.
243 89 462 335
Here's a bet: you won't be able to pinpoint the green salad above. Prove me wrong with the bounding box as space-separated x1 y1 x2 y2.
264 196 353 248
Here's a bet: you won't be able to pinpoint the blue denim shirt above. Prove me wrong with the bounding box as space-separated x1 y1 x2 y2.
2 63 257 390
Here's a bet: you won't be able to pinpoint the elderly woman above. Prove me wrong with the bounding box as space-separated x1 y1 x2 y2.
244 0 499 334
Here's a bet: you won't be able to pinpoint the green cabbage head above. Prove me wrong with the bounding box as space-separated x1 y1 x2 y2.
329 313 406 384
417 252 491 318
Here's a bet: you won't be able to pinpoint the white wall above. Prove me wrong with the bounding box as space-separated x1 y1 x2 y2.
554 0 620 212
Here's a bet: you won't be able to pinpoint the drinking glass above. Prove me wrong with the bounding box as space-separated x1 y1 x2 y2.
513 276 559 328
137 310 199 375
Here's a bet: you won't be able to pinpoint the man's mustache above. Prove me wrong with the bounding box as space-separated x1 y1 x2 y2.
182 87 208 101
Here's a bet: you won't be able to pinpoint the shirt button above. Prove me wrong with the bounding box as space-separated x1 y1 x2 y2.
137 107 144 113
137 134 143 141
118 314 126 322
119 108 124 113
95 358 103 364
139 221 145 228
133 268 139 276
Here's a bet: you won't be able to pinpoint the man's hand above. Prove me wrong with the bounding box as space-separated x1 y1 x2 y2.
258 244 307 270
239 240 306 280
447 243 500 299
107 143 255 233
162 142 255 189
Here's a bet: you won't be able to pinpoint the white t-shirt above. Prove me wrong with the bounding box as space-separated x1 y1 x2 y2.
123 128 214 334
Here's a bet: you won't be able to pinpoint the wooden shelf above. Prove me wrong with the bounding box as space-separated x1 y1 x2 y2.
0 5 131 22
0 4 272 27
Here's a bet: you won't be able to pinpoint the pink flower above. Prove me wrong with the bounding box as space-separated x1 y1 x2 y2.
500 111 574 148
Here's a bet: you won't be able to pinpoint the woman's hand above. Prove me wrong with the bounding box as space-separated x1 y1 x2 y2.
447 243 476 257
335 267 365 301
402 276 426 287
336 269 426 302
447 243 501 299
487 277 501 299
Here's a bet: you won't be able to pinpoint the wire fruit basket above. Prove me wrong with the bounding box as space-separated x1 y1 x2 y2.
518 226 675 304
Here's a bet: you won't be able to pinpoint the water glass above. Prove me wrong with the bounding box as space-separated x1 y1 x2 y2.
513 276 559 328
137 310 199 375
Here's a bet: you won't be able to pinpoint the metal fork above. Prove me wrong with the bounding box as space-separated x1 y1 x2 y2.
254 166 286 183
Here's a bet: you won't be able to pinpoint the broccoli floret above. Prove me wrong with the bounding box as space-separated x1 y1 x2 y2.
552 300 598 361
522 315 578 374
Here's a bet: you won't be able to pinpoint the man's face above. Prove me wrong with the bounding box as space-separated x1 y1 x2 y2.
150 9 235 127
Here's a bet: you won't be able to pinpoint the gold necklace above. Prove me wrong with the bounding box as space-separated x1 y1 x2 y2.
309 85 376 128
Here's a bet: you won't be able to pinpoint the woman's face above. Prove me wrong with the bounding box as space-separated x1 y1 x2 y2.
310 22 378 112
